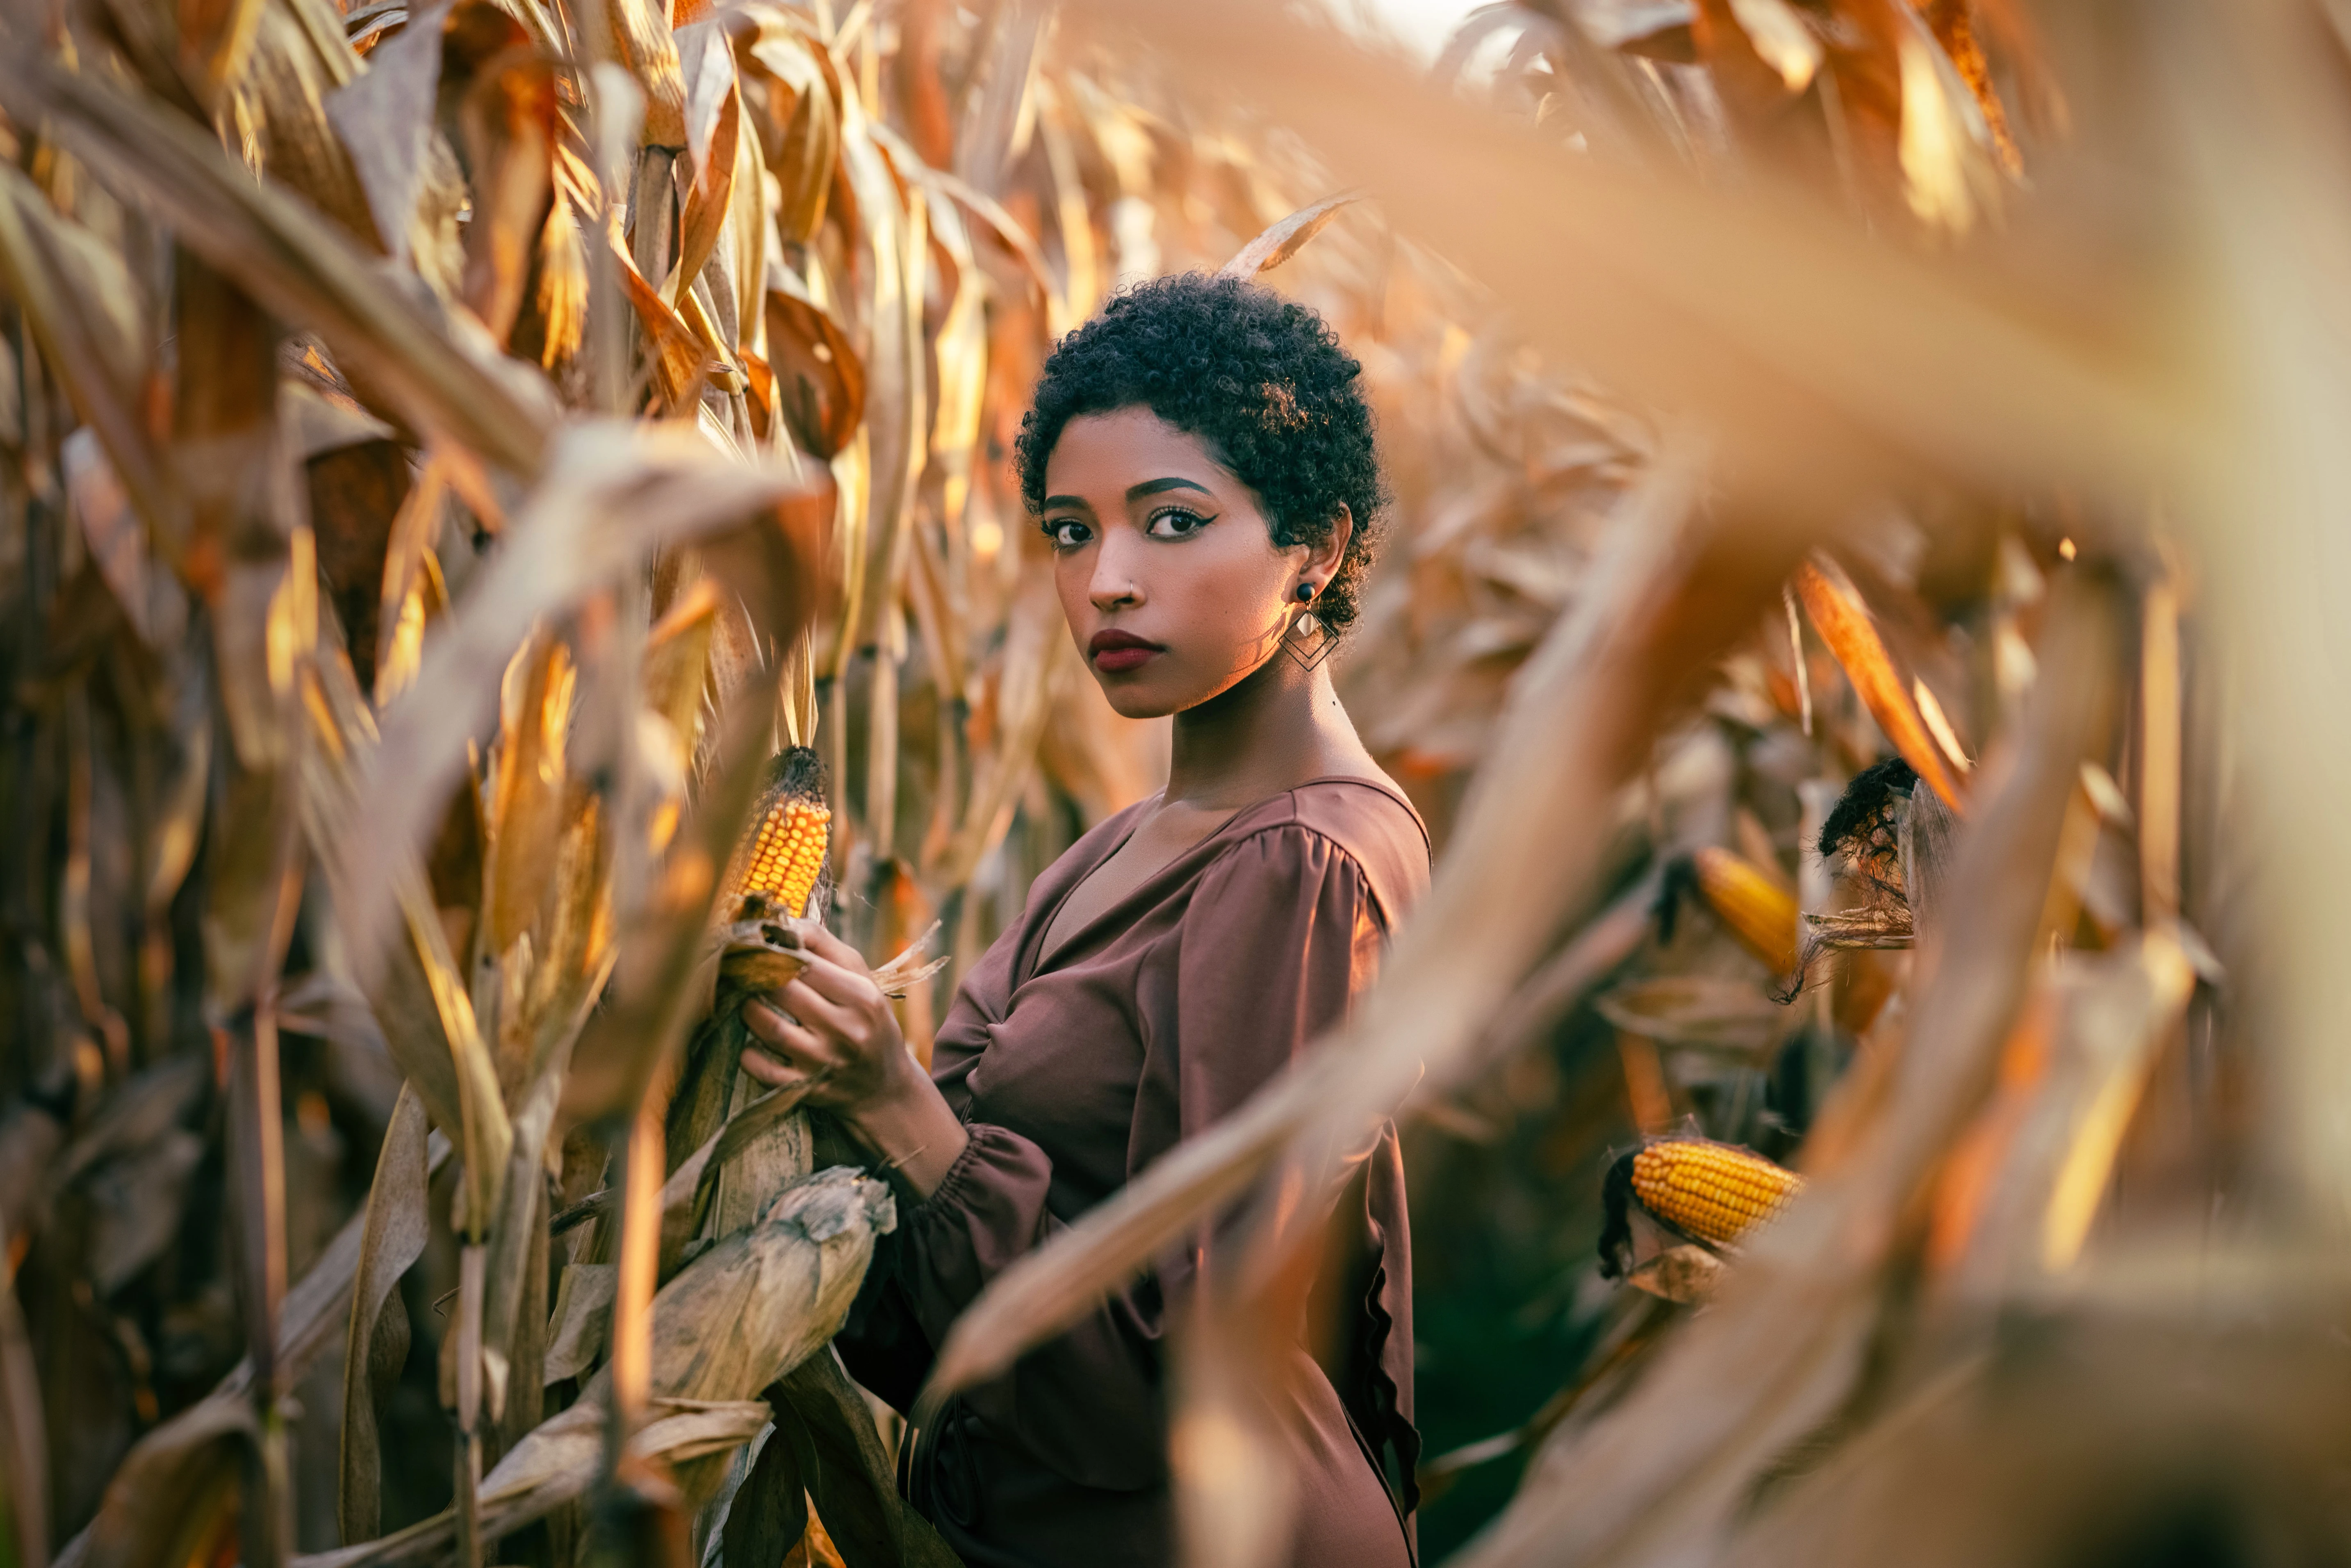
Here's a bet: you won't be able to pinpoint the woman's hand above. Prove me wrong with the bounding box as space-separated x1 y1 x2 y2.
740 926 968 1197
740 926 911 1109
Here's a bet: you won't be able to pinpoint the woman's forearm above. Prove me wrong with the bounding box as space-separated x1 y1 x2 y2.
847 1062 970 1199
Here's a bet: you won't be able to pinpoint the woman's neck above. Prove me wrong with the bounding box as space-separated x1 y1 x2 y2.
1162 652 1367 810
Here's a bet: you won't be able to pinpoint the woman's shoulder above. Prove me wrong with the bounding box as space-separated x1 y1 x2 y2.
1212 774 1433 917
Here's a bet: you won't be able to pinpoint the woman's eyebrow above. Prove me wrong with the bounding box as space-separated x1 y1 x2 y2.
1040 494 1093 512
1127 477 1214 501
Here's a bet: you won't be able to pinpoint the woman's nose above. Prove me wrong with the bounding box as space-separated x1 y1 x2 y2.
1088 538 1143 611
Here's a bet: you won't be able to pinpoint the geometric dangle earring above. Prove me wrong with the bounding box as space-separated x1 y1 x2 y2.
1281 580 1339 671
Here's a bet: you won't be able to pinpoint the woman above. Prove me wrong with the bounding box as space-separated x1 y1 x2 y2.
739 274 1426 1567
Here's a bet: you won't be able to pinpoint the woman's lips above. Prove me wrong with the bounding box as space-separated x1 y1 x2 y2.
1088 630 1164 674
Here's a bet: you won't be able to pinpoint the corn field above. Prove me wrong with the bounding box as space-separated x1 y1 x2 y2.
0 0 2341 1561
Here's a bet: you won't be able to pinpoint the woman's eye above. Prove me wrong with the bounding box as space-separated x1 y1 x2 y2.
1146 507 1211 539
1043 519 1092 549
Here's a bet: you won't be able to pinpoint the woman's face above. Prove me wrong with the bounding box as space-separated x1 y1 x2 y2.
1040 407 1332 719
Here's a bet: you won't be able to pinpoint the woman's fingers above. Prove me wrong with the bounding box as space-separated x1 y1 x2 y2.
800 925 865 969
777 976 869 1041
743 935 907 1113
791 951 885 1011
739 1047 810 1090
744 999 785 1042
744 999 811 1047
752 982 869 1054
745 1002 828 1064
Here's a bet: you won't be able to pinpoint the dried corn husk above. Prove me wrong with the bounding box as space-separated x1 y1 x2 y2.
293 1167 891 1568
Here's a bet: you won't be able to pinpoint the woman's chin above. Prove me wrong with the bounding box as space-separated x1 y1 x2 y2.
1093 677 1183 719
1084 661 1203 719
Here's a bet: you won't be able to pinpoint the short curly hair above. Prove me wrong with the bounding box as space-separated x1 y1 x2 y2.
1013 273 1386 631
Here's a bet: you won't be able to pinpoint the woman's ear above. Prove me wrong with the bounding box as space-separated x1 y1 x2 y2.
1309 504 1354 587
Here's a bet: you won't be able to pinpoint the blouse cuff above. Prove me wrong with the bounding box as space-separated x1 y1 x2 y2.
892 1122 1060 1338
912 1122 996 1217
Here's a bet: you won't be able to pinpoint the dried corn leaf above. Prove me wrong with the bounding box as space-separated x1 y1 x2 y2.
658 1079 818 1278
295 645 513 1233
59 1393 251 1568
516 184 588 369
937 576 1071 886
765 265 867 460
65 432 186 658
836 92 926 654
671 23 742 302
0 55 556 478
720 1423 810 1568
515 791 618 1088
871 133 1055 303
1793 558 1966 811
337 421 815 970
1723 0 1821 93
1892 4 2003 236
478 1058 567 1426
1215 189 1363 280
232 0 387 248
0 167 181 556
297 1398 771 1568
338 1084 430 1543
724 7 839 246
484 633 574 963
323 0 450 264
615 231 725 410
82 1130 206 1296
644 578 722 747
559 698 779 1125
58 1133 450 1568
543 1263 616 1384
590 0 688 146
1945 928 2195 1286
52 1058 210 1192
768 1350 963 1568
453 35 560 348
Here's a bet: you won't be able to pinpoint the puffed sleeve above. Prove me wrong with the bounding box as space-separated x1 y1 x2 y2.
831 914 1023 1411
1160 826 1389 1140
839 825 1392 1490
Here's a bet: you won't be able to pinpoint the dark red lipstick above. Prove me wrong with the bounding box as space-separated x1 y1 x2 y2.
1088 629 1164 674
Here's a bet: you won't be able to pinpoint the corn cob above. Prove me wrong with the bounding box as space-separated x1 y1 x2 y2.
741 797 830 919
1690 845 1799 974
728 746 831 921
1629 1138 1803 1250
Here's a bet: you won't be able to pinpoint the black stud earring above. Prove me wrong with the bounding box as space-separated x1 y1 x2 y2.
1296 582 1315 603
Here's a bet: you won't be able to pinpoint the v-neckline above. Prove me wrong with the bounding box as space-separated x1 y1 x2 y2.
1021 796 1190 983
1016 775 1423 986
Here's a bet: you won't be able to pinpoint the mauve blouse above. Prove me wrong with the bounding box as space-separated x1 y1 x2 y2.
835 777 1430 1568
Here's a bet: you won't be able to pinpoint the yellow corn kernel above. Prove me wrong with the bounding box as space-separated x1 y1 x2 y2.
1631 1138 1802 1249
741 798 831 919
1692 845 1799 974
